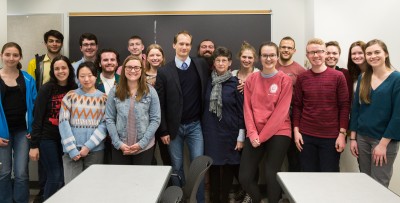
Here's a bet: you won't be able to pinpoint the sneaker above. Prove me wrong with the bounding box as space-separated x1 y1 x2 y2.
234 190 246 202
242 194 252 203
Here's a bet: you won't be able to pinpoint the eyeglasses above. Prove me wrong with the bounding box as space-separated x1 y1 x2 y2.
82 43 97 47
214 59 229 64
307 50 325 55
280 46 294 50
261 54 277 59
125 65 141 72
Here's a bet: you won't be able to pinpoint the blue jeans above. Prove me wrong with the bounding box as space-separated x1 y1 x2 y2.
0 129 30 203
39 139 64 200
299 134 340 172
168 120 204 202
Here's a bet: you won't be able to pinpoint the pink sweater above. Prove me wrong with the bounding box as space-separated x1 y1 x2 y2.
244 71 292 143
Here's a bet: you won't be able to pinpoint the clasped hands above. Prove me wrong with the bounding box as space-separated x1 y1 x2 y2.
120 143 142 155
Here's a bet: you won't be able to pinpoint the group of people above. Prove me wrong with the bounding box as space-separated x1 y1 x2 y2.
0 28 398 203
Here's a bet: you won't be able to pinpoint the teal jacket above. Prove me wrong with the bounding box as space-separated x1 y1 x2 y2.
0 71 37 139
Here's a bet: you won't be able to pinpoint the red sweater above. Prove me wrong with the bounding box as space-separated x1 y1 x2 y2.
292 68 350 138
244 71 292 143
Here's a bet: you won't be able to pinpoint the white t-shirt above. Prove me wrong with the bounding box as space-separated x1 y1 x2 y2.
100 73 115 95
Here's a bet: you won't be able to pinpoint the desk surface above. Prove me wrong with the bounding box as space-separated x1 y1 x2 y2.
46 165 172 203
277 172 400 203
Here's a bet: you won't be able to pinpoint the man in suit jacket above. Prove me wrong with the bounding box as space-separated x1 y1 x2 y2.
155 30 209 203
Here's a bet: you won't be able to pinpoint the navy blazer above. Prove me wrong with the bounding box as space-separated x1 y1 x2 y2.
155 57 209 139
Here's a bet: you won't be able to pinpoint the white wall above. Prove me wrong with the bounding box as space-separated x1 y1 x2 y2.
314 0 400 194
0 0 6 46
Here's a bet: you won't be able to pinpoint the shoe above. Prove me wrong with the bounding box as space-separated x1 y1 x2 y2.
241 194 252 203
234 190 246 202
33 195 44 203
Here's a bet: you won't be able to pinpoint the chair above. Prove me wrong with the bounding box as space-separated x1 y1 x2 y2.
159 186 183 203
182 155 213 203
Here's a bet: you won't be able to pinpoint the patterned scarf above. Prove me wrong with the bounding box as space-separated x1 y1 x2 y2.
209 70 232 120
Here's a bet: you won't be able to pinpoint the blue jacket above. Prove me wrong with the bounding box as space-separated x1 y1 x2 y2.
0 71 37 139
105 85 161 150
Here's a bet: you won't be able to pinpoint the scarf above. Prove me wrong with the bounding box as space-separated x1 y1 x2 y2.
209 70 232 120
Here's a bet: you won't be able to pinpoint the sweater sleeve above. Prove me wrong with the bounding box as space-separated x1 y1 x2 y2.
243 74 259 142
383 76 400 140
137 87 161 149
105 87 124 149
30 84 51 148
83 94 108 151
59 91 80 159
258 76 292 143
292 74 304 128
337 73 350 129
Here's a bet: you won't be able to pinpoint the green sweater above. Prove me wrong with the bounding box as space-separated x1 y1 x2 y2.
350 71 400 141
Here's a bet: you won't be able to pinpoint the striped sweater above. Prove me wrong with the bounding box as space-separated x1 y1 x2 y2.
59 88 108 158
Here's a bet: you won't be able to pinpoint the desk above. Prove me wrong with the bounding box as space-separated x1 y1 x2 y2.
46 165 171 203
277 172 400 203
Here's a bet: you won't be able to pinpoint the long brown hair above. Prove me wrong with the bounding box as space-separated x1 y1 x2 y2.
347 41 366 82
359 39 392 104
116 55 149 101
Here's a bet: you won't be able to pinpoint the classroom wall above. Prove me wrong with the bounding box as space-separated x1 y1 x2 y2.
0 0 6 46
6 0 400 195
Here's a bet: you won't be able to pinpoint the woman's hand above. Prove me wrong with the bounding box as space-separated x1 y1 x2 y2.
235 141 244 151
72 155 81 161
237 80 245 93
373 144 387 166
294 129 303 152
0 138 9 147
29 148 39 161
251 138 261 148
79 146 90 157
350 140 359 158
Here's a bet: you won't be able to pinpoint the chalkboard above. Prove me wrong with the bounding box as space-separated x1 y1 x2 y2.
69 11 271 69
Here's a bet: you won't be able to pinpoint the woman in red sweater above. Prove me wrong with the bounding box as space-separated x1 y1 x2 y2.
239 42 292 203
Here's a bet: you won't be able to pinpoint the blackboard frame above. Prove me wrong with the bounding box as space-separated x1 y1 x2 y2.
69 11 272 69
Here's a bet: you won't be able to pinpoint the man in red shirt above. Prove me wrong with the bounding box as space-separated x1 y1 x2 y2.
292 38 350 172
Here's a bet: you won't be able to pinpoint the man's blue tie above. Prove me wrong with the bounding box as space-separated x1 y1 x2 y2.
181 62 188 70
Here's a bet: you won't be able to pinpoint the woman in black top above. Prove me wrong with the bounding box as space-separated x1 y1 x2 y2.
29 55 77 200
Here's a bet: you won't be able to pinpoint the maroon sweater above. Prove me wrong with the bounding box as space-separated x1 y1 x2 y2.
292 67 350 138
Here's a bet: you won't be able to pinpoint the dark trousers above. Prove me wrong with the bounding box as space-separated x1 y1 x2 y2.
299 134 340 172
152 137 172 165
239 136 290 203
209 164 239 203
39 140 64 200
286 132 301 172
111 146 155 165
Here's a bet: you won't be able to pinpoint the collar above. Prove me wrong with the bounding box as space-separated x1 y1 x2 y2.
175 56 191 70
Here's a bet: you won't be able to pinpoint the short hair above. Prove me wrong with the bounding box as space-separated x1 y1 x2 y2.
77 61 98 79
173 30 192 45
212 46 232 61
44 30 64 43
325 41 341 54
128 35 143 43
258 41 279 58
95 48 120 71
307 38 325 46
79 33 98 46
237 41 257 60
49 55 77 89
280 36 296 48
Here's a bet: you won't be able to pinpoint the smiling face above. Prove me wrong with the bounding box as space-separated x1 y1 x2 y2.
325 45 340 67
124 59 142 83
100 52 118 74
1 47 22 69
198 41 215 58
260 45 278 73
214 56 232 75
128 38 144 56
351 45 365 65
147 48 164 68
53 60 69 86
173 34 192 59
306 43 326 67
80 39 98 60
78 67 96 92
240 49 255 70
279 39 296 62
365 44 388 68
46 36 63 54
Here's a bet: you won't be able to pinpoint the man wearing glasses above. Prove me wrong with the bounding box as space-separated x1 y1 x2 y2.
276 36 306 173
292 38 350 172
73 33 99 77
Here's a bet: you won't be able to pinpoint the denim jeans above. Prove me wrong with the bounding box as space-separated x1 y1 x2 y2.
62 150 104 184
39 139 65 200
168 120 204 203
0 129 30 203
